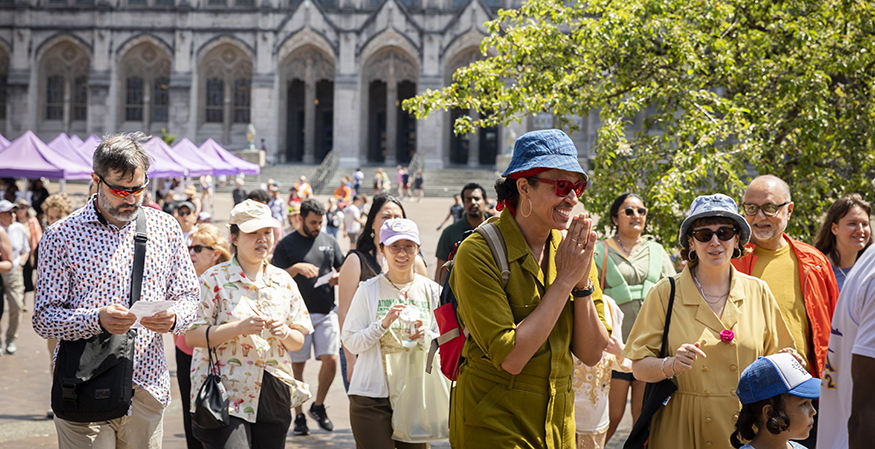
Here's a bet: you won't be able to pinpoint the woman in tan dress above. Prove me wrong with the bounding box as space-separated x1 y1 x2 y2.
622 194 798 449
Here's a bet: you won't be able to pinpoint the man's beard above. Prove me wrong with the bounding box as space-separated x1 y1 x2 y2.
98 189 142 223
468 206 483 218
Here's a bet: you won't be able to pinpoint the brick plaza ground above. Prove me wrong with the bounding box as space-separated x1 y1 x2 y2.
0 182 632 448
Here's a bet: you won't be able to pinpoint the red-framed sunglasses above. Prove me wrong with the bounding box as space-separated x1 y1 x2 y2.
529 175 588 198
99 175 150 198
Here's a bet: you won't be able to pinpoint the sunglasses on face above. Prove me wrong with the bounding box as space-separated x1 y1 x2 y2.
188 245 214 253
385 244 418 255
529 174 589 198
624 207 647 217
100 175 149 198
741 202 789 217
178 210 192 217
691 226 738 243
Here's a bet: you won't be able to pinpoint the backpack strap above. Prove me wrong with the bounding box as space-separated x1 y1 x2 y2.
130 210 148 307
475 220 509 289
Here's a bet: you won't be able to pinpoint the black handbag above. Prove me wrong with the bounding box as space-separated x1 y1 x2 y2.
624 276 678 449
192 326 230 429
51 210 148 423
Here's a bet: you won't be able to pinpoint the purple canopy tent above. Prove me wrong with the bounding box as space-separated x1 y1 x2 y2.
162 138 218 177
172 138 238 177
199 138 261 175
0 133 10 150
141 137 195 179
0 131 92 179
77 135 100 163
70 135 84 147
49 133 93 167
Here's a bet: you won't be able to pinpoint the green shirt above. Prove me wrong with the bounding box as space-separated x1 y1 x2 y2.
435 214 479 261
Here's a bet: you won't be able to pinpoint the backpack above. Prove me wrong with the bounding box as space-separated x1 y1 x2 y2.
426 216 509 381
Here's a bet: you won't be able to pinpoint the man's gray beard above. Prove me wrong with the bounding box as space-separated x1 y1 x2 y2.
98 189 143 223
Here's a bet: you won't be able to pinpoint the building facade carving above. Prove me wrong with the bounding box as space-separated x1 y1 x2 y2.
0 0 588 168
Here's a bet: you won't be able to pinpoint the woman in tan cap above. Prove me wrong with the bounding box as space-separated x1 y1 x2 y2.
185 200 314 448
184 184 203 217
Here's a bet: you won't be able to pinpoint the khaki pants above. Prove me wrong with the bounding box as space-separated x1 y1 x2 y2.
54 385 165 449
1 269 25 344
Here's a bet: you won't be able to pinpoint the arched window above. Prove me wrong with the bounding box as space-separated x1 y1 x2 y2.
125 77 144 121
46 75 65 120
118 43 171 132
206 78 224 123
198 44 252 145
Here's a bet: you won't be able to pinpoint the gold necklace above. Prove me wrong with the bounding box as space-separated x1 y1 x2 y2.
614 235 641 254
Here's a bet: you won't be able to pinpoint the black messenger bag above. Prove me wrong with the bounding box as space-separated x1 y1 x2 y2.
51 210 148 423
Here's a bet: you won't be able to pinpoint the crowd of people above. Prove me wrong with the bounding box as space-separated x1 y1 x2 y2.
0 127 872 449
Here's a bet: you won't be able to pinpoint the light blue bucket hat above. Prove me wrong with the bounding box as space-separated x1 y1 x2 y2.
679 194 751 247
502 129 585 177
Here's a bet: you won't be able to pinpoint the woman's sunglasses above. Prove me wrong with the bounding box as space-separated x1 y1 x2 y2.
529 175 588 198
100 175 150 198
188 245 215 253
691 227 738 243
624 207 647 217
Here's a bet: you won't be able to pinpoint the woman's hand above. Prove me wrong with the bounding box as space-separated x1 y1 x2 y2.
236 316 266 336
556 213 598 290
408 319 426 341
265 318 292 340
779 347 806 367
381 304 406 329
672 342 707 375
605 335 624 357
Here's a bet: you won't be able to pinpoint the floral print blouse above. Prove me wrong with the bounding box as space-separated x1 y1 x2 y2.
189 256 313 423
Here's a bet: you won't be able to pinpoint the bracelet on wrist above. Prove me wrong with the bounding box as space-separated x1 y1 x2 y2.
572 279 596 298
661 357 675 379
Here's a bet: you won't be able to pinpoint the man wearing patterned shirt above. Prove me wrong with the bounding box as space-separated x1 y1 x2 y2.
33 132 200 449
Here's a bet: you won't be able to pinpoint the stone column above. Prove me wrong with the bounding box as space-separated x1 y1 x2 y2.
384 78 397 166
334 73 359 167
87 70 111 136
5 69 30 137
467 110 480 167
168 72 192 140
416 75 443 168
250 73 274 165
303 77 316 163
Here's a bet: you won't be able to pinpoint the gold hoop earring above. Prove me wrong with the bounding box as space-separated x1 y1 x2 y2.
689 250 697 261
521 197 533 218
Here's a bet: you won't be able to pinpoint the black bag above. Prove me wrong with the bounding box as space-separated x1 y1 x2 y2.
51 210 148 423
624 277 678 449
192 326 230 429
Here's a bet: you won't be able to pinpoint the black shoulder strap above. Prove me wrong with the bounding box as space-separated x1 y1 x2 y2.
130 210 148 307
659 277 677 358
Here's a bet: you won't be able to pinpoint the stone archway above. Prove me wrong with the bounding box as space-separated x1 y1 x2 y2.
363 48 418 164
445 47 498 167
279 47 335 163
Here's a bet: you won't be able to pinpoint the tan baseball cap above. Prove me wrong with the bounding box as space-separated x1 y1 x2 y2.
229 199 280 233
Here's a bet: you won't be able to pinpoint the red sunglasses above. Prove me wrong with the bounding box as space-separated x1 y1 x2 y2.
529 175 588 198
100 175 150 198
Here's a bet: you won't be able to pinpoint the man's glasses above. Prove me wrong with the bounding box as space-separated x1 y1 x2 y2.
99 175 149 198
385 244 418 255
178 210 192 217
529 175 588 198
188 245 214 253
691 227 738 243
742 202 790 217
624 207 647 217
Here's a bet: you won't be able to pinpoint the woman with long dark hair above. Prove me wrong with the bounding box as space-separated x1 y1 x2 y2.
336 193 428 390
813 193 872 290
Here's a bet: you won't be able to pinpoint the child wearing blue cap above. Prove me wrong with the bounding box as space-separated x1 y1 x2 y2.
731 353 820 449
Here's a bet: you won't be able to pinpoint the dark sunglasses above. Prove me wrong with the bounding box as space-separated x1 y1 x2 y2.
624 207 647 217
188 245 214 253
691 226 738 243
178 210 192 217
99 175 149 198
529 175 588 198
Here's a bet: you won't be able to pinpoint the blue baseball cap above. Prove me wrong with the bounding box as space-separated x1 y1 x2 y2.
679 193 751 247
736 353 821 405
502 129 585 177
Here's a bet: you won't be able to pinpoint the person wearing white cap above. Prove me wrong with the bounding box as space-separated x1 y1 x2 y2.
731 353 820 449
0 199 30 355
185 199 314 449
342 218 448 448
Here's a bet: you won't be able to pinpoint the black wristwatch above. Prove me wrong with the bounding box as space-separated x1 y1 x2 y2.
572 280 595 298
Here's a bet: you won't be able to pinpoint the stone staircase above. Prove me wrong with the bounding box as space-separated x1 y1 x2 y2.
217 164 503 198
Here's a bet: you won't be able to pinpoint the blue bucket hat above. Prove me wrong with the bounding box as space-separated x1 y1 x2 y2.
502 129 585 177
679 193 751 247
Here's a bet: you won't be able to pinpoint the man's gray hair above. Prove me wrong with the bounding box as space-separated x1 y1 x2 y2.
92 132 152 180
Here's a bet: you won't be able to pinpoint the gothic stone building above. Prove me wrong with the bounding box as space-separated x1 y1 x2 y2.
0 0 598 168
